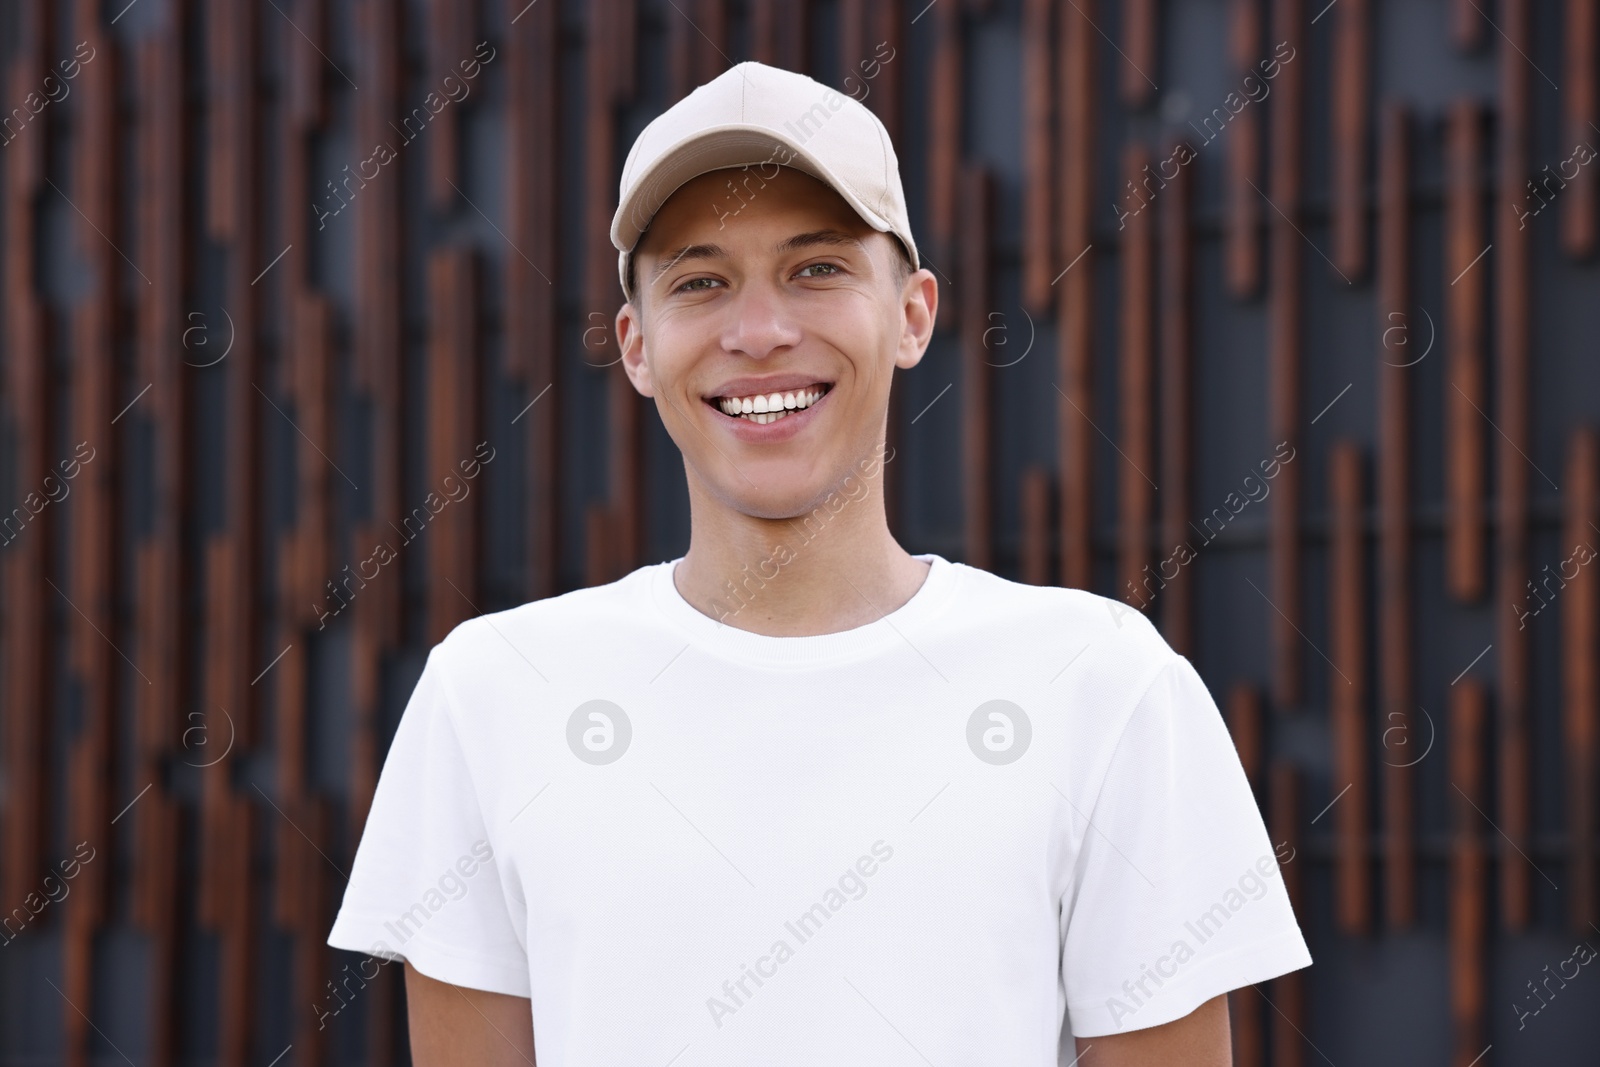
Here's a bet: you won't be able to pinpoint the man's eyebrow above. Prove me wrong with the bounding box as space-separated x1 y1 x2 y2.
648 229 867 286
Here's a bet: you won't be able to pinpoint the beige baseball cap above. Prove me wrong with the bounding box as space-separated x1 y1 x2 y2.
611 60 919 303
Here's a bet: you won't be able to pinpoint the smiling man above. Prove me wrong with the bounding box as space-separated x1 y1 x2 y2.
327 60 1311 1067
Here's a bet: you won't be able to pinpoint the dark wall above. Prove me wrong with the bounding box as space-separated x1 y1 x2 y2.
1 0 1597 1064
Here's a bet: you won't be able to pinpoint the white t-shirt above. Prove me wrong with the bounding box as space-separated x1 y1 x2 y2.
327 552 1311 1063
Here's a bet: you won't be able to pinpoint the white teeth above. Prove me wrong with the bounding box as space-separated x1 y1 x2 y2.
715 385 829 421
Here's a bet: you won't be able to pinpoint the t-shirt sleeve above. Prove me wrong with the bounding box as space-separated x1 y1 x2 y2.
1060 654 1311 1038
326 644 531 997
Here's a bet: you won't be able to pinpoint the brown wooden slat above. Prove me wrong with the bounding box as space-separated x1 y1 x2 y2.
130 36 187 1064
1328 441 1370 934
1564 429 1599 933
506 0 561 601
293 295 334 627
586 0 643 579
1119 143 1155 617
1330 0 1370 280
664 0 692 97
862 0 903 145
1224 689 1265 1067
694 0 729 85
1227 683 1264 792
1453 0 1487 51
839 0 866 101
1157 135 1193 655
773 0 810 72
1444 101 1488 602
1020 466 1052 585
1269 760 1305 1067
960 165 993 570
1564 0 1598 256
207 0 242 240
287 0 326 129
1267 0 1305 709
1377 101 1415 929
1122 0 1158 107
350 0 406 858
927 0 961 321
427 248 482 645
1225 0 1264 297
1 0 51 918
1496 0 1535 931
1449 680 1489 1066
1021 0 1055 312
427 0 474 209
614 0 638 101
1058 0 1095 592
62 6 121 1061
749 0 777 64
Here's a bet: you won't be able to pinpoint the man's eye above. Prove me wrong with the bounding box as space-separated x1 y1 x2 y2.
674 277 720 293
795 262 840 278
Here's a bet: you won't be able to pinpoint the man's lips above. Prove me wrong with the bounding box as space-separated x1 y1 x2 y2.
704 382 835 432
705 382 833 422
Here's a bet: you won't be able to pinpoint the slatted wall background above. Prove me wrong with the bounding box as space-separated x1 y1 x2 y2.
0 1 1597 1064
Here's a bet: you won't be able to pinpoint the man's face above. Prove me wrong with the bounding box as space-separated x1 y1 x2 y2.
616 165 936 521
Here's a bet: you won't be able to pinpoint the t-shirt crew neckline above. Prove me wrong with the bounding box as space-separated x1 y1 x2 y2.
650 551 959 668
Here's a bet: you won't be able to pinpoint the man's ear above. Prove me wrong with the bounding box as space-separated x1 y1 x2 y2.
616 301 655 398
895 269 938 371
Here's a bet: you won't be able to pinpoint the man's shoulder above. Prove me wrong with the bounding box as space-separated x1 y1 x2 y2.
949 562 1174 656
431 560 664 672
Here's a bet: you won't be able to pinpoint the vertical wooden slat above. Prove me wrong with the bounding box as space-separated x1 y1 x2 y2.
1445 101 1488 602
1564 0 1598 257
1226 684 1265 1067
204 2 263 1062
1330 0 1370 280
1496 0 1535 931
927 0 961 327
772 0 810 74
1267 0 1305 709
1119 143 1155 616
839 0 866 99
1157 135 1193 655
589 0 644 579
866 1 904 144
749 0 778 64
1020 467 1052 586
427 0 474 209
1450 680 1489 1067
427 248 482 645
1122 0 1158 107
1225 0 1264 297
1058 0 1095 592
1021 0 1055 312
694 0 729 85
1564 430 1599 933
132 10 188 1062
1328 442 1371 935
1269 761 1305 1067
350 0 405 883
507 0 561 601
1377 101 1415 929
63 2 120 1061
960 166 993 570
1453 0 1488 51
1 0 50 926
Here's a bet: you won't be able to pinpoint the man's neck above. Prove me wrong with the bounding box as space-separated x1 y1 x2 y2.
672 510 930 639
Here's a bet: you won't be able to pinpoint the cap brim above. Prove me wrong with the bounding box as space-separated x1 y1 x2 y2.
612 125 897 299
